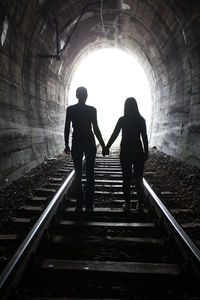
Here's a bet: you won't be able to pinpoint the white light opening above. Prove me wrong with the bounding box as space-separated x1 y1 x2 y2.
68 48 152 142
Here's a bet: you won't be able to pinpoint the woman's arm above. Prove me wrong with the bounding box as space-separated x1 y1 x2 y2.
106 119 121 149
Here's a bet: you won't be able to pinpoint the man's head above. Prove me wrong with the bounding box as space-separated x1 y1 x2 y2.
76 86 88 104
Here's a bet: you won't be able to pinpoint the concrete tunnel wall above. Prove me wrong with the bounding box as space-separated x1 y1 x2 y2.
0 0 200 188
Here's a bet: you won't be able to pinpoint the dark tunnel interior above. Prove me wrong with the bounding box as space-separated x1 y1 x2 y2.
0 0 200 187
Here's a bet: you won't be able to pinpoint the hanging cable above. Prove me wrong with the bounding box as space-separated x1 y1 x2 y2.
38 1 108 60
100 0 106 38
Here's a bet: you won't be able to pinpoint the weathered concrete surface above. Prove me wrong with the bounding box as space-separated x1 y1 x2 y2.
0 0 200 187
0 1 67 187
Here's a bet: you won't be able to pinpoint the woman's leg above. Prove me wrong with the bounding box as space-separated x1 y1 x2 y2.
133 157 145 210
120 152 132 204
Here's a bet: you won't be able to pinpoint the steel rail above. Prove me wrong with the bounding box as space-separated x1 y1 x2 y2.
0 169 75 291
1 154 199 295
143 178 200 278
0 141 100 295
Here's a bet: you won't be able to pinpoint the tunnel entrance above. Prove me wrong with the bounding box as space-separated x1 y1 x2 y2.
68 48 152 143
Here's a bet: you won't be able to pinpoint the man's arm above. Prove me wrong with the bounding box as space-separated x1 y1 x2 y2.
92 108 105 148
64 107 71 153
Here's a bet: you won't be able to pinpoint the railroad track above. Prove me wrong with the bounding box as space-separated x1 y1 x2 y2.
0 149 200 299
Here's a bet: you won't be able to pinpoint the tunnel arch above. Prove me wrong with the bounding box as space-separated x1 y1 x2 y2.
66 46 153 140
0 0 199 187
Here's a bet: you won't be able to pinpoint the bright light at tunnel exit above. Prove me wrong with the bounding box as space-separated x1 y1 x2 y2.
68 48 152 144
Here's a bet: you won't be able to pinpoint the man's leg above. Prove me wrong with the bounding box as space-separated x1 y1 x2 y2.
84 144 96 210
71 142 84 208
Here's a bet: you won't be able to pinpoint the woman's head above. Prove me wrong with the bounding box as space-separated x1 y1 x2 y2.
124 97 140 117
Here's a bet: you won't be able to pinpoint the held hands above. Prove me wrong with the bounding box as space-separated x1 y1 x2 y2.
102 146 109 156
64 146 71 155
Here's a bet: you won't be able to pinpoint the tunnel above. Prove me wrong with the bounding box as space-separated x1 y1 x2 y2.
0 0 200 188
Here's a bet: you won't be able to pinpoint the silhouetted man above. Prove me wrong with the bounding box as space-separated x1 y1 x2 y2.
64 87 105 211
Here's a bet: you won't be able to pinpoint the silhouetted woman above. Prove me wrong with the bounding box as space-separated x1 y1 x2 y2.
105 97 148 212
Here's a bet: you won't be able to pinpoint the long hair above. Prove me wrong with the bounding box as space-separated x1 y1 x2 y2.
124 97 141 119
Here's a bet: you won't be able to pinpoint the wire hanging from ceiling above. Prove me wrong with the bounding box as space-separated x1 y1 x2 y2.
100 0 107 38
38 1 108 60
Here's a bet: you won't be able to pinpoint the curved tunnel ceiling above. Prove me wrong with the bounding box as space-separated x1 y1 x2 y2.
37 0 177 83
0 0 200 186
34 0 200 156
35 0 195 77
